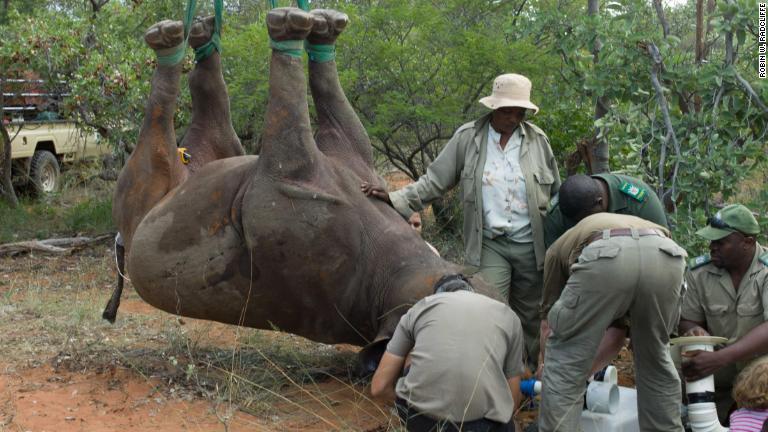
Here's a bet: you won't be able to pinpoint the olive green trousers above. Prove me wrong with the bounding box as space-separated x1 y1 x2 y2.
478 235 542 366
539 234 687 432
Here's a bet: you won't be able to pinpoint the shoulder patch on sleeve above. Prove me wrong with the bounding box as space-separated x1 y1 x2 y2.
547 194 559 213
619 181 647 202
759 252 768 266
688 254 711 270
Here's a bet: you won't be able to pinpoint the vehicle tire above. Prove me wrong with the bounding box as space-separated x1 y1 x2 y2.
30 150 60 195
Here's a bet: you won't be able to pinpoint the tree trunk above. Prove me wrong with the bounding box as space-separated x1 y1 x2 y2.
693 0 704 112
0 123 19 208
0 76 19 208
588 0 609 173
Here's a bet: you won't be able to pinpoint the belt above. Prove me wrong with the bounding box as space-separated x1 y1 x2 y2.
587 228 666 245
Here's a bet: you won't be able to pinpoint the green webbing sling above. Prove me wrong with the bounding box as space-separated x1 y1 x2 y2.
194 0 224 62
267 0 336 63
156 0 224 65
305 42 335 63
156 0 197 65
269 0 310 11
267 0 310 58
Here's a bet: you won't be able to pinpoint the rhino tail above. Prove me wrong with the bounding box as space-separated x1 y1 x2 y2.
102 233 126 324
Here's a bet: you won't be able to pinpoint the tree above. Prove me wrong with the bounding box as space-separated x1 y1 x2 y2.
0 1 18 206
541 0 767 250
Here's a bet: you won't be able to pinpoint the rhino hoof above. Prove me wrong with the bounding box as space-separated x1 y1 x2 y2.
189 15 216 49
308 9 348 45
144 20 184 51
267 7 313 42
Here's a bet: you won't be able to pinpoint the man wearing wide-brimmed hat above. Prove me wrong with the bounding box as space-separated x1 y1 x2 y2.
679 203 768 423
362 73 561 365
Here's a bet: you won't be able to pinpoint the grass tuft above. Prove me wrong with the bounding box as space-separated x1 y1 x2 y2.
0 167 115 244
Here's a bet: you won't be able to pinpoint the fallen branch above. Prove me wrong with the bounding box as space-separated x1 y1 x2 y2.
0 233 115 256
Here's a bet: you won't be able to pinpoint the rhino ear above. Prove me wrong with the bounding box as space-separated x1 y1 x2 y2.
357 338 389 377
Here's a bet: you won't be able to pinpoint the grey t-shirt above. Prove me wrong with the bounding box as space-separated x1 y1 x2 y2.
386 290 525 423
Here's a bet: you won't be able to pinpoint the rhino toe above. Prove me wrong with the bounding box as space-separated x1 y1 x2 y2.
267 7 313 42
189 15 216 49
144 20 184 51
308 9 348 45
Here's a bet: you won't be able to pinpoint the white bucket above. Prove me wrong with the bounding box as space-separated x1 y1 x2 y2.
586 381 619 414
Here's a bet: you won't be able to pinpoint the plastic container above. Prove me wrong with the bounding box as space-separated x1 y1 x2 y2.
581 386 640 432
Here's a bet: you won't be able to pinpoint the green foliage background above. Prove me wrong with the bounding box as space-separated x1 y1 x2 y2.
1 0 766 254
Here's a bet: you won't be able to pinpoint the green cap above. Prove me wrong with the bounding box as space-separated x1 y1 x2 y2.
696 204 760 241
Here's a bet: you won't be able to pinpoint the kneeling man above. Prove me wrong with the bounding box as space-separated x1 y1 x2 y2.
371 275 525 432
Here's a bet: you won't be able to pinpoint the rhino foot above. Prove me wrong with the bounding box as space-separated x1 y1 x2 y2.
144 20 184 52
189 15 216 49
308 9 348 45
267 7 313 42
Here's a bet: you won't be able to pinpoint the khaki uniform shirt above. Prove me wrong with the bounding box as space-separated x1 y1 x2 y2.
544 173 668 248
541 213 670 318
681 244 768 385
386 291 525 423
389 114 560 269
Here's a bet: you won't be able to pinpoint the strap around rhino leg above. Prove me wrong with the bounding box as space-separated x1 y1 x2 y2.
305 42 335 63
157 0 197 66
193 0 223 62
194 32 221 62
157 43 188 66
270 39 304 58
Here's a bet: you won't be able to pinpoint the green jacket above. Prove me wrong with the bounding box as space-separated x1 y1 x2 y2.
389 114 561 269
543 173 668 248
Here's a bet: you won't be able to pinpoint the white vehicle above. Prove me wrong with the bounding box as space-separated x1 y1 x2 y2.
8 119 107 194
3 78 109 195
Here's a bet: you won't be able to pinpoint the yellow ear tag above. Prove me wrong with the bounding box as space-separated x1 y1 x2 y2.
178 147 191 165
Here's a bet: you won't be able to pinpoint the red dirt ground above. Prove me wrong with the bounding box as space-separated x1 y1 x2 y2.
0 252 395 432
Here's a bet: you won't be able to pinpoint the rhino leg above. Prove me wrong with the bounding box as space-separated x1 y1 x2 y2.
307 10 374 173
260 8 320 181
181 16 244 173
113 20 189 250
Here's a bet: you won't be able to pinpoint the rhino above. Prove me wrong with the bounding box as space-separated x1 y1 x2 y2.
107 8 496 369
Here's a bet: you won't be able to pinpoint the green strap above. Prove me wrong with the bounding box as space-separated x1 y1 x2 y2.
270 39 304 58
266 0 311 59
157 0 197 66
305 42 335 63
269 0 310 11
157 0 197 65
194 0 224 62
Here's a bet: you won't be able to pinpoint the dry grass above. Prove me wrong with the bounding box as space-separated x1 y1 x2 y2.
0 250 398 431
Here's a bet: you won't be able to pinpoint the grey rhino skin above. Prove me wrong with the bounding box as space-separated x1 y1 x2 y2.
109 8 498 366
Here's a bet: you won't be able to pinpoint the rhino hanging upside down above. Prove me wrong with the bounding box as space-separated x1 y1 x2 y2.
109 8 496 365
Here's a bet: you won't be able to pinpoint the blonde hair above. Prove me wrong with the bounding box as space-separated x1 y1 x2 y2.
732 358 768 410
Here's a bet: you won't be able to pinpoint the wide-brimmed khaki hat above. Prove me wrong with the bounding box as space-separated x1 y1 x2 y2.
479 73 539 114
